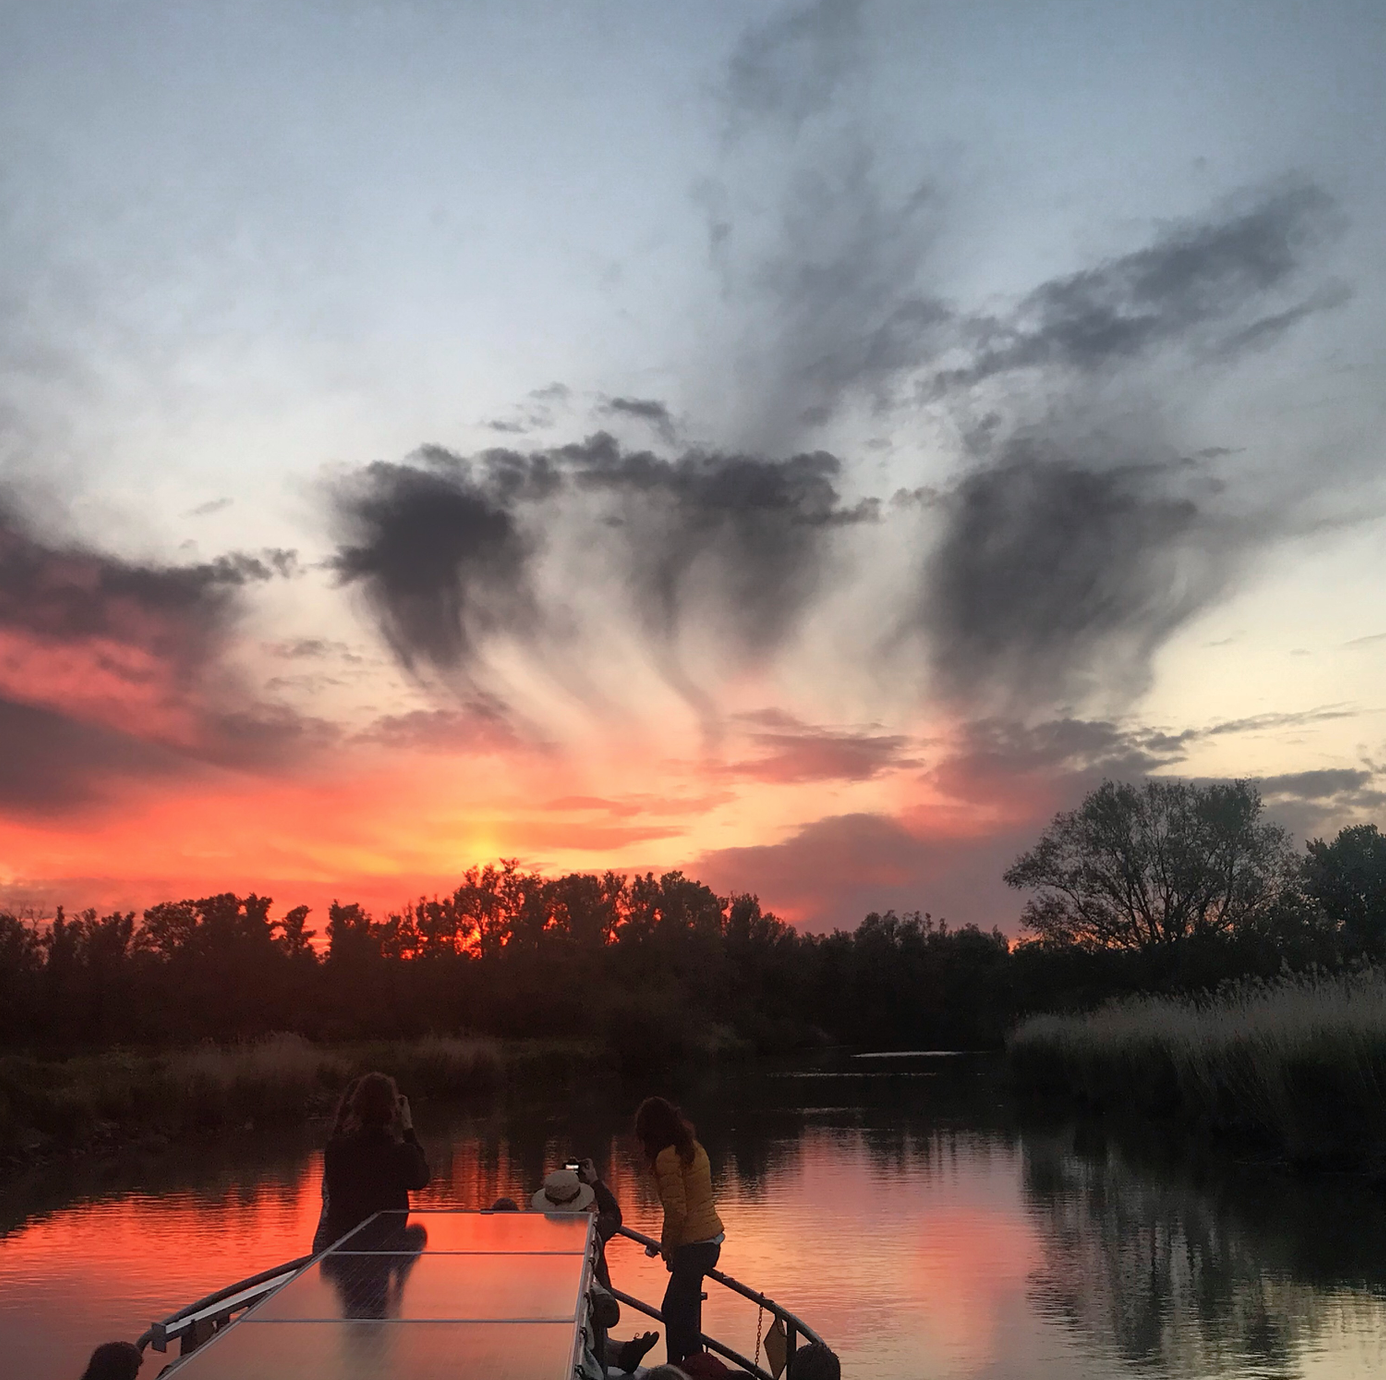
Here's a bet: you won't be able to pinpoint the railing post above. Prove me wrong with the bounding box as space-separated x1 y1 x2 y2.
785 1320 798 1369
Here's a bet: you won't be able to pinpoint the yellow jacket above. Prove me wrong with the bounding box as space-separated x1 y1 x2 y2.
653 1142 724 1252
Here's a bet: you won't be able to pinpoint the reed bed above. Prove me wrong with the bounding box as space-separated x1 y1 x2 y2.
1008 968 1386 1164
0 1033 507 1161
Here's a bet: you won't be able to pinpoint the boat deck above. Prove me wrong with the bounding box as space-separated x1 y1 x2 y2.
159 1209 598 1379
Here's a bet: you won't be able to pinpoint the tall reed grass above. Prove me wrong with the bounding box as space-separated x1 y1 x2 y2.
1009 968 1386 1165
0 1033 506 1161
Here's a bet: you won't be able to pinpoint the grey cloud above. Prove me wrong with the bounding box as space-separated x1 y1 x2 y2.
330 435 873 690
0 695 185 812
926 184 1339 397
329 450 554 679
723 710 918 783
354 705 526 755
916 188 1343 711
1193 706 1358 738
929 715 1188 806
186 496 233 517
267 637 364 664
1256 767 1386 842
0 501 289 670
923 447 1239 707
601 396 677 444
0 500 315 806
723 0 865 136
707 141 949 447
694 809 1028 933
567 433 876 663
1259 768 1376 801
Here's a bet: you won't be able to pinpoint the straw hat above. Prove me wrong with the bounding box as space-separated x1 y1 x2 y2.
532 1168 595 1212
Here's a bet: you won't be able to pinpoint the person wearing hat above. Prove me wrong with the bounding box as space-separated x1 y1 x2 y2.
532 1159 622 1284
536 1159 659 1376
533 1165 598 1215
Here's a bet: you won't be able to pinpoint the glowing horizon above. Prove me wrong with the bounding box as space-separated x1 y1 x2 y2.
1 2 1383 933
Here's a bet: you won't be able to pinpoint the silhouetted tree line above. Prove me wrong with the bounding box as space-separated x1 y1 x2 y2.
4 780 1386 1059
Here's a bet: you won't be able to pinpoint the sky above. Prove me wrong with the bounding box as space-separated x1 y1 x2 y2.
1 0 1384 932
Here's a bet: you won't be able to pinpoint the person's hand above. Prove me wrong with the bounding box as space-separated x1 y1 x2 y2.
577 1157 598 1185
396 1094 413 1131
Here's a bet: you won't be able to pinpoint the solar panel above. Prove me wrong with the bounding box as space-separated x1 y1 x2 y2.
164 1211 598 1380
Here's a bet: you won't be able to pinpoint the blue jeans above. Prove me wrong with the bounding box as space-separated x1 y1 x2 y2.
663 1240 721 1363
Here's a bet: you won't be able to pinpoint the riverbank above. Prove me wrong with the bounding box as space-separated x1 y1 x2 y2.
0 1033 601 1171
1008 967 1386 1167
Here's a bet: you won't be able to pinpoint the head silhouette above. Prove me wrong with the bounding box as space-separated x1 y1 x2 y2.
80 1342 142 1380
351 1072 399 1128
786 1342 841 1380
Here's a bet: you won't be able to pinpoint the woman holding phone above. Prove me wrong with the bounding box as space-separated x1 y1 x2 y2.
314 1071 430 1250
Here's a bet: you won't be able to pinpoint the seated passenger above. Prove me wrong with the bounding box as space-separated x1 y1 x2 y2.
786 1342 841 1380
536 1159 658 1374
678 1352 735 1378
80 1342 142 1380
313 1072 429 1250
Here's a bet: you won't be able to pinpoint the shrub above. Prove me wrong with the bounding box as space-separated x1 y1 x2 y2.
1008 968 1386 1164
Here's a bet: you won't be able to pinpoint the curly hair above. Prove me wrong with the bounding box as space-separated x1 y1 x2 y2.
634 1095 696 1165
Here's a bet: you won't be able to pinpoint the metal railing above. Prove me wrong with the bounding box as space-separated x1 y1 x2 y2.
135 1224 825 1375
611 1224 823 1379
136 1255 311 1357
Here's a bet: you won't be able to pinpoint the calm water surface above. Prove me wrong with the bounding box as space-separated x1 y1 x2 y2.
3 1053 1386 1379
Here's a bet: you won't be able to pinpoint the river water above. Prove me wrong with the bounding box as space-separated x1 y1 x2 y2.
3 1052 1385 1379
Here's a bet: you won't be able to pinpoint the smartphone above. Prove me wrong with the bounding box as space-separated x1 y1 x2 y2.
563 1158 581 1173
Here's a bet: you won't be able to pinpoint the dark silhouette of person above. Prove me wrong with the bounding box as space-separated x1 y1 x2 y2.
635 1097 725 1367
80 1341 142 1380
786 1342 841 1380
532 1160 658 1373
313 1072 429 1251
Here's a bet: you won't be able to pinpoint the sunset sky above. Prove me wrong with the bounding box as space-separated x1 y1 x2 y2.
1 0 1384 932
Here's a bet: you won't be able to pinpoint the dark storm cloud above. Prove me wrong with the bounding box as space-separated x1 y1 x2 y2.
911 184 1346 709
329 449 556 678
330 435 873 686
718 11 1345 708
925 184 1340 397
922 448 1238 706
568 433 874 659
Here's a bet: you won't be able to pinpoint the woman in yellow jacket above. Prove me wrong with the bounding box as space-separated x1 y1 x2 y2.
635 1096 725 1366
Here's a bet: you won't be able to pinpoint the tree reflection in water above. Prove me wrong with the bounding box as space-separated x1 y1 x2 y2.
1022 1120 1386 1377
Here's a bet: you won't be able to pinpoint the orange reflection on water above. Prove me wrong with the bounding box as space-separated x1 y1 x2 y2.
0 1159 324 1378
